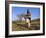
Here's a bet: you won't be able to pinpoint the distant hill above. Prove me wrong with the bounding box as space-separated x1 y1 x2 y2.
31 18 40 25
31 18 40 21
12 18 40 25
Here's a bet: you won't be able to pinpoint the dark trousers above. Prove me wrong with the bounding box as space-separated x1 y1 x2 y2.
28 18 31 23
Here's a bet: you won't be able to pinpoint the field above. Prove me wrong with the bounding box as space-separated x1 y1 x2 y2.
12 19 40 31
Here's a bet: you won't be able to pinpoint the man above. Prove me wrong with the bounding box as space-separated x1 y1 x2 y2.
26 9 31 28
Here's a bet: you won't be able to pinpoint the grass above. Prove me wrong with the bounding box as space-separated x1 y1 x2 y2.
12 19 40 31
12 24 30 31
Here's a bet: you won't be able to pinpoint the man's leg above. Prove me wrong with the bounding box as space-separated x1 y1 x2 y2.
28 23 30 28
29 18 31 23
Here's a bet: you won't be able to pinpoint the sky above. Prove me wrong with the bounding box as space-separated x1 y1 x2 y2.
12 7 40 21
